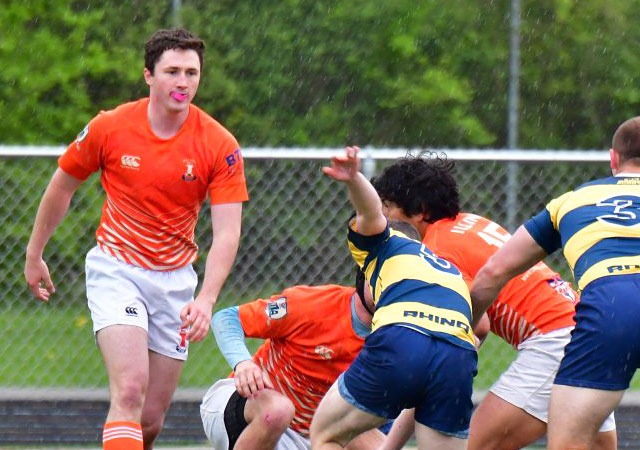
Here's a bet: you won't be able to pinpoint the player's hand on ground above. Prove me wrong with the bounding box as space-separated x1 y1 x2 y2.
24 256 55 302
180 296 213 342
234 359 273 398
322 146 361 181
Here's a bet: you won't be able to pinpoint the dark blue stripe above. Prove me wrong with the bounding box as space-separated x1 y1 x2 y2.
386 325 476 351
367 234 425 299
556 204 603 247
347 224 390 253
574 237 640 282
575 176 619 190
381 234 424 257
525 209 561 254
377 279 471 321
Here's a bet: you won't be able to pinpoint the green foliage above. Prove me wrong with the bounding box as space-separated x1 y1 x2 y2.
518 0 640 148
1 0 638 148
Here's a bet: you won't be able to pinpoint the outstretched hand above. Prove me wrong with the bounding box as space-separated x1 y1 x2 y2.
322 146 361 182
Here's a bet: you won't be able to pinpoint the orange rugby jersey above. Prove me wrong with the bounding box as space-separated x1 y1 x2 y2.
238 285 365 437
424 213 577 347
58 98 248 270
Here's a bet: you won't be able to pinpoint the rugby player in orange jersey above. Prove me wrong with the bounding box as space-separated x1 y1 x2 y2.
371 154 616 450
200 283 385 450
24 29 248 450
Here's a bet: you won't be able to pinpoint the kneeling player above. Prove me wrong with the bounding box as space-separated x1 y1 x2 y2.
200 282 384 450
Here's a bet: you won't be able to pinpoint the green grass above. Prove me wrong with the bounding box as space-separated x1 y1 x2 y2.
2 307 639 390
0 307 255 387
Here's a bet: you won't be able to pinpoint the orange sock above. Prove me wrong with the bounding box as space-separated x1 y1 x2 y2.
103 421 143 450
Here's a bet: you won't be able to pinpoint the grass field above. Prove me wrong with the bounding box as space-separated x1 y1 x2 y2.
3 307 640 390
1 307 514 389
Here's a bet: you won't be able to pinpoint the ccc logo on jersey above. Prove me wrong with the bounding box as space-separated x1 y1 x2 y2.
121 155 141 169
596 195 640 227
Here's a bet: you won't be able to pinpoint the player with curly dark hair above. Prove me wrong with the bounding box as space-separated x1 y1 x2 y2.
373 154 616 450
371 153 459 222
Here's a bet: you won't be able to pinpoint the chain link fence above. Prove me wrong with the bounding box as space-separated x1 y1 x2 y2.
2 147 630 393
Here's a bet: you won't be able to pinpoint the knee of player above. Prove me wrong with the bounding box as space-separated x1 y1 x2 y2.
259 395 295 432
112 380 146 411
141 418 164 444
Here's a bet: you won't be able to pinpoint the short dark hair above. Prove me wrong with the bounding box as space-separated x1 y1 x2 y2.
144 28 205 74
612 117 640 164
372 152 460 223
388 220 421 241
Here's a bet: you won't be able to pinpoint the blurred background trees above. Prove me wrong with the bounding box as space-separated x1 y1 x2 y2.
2 0 639 149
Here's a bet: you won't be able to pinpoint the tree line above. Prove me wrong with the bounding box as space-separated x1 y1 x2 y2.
2 0 639 149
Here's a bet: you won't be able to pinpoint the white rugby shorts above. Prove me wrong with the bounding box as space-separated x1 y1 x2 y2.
490 326 616 432
85 246 198 360
200 378 310 450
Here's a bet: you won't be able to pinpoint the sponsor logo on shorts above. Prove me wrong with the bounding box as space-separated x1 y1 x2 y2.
125 306 138 317
121 155 141 169
265 297 287 319
314 345 334 360
176 327 188 353
403 310 470 333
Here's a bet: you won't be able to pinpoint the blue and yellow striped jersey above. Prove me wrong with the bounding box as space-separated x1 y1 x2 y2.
525 175 640 291
348 223 475 350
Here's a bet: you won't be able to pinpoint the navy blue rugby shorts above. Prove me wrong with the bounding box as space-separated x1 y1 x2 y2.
339 324 477 438
556 273 640 391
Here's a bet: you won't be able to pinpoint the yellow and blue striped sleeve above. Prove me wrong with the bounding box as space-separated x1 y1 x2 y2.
524 209 561 255
347 223 390 268
524 192 573 255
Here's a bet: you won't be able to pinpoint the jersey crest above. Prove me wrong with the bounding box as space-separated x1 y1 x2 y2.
265 297 287 319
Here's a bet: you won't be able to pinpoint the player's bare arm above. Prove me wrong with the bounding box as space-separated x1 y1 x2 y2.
470 225 548 327
181 202 242 341
323 146 386 236
25 168 83 302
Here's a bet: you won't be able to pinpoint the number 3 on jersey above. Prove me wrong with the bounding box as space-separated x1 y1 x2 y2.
596 196 640 227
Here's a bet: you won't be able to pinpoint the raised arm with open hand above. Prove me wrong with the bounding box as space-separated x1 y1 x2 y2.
322 145 361 181
323 146 387 236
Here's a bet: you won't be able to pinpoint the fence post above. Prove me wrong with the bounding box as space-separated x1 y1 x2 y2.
506 0 521 231
362 149 377 179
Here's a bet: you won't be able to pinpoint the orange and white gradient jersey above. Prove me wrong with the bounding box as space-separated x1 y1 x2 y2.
238 285 365 437
424 213 577 348
58 98 248 270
